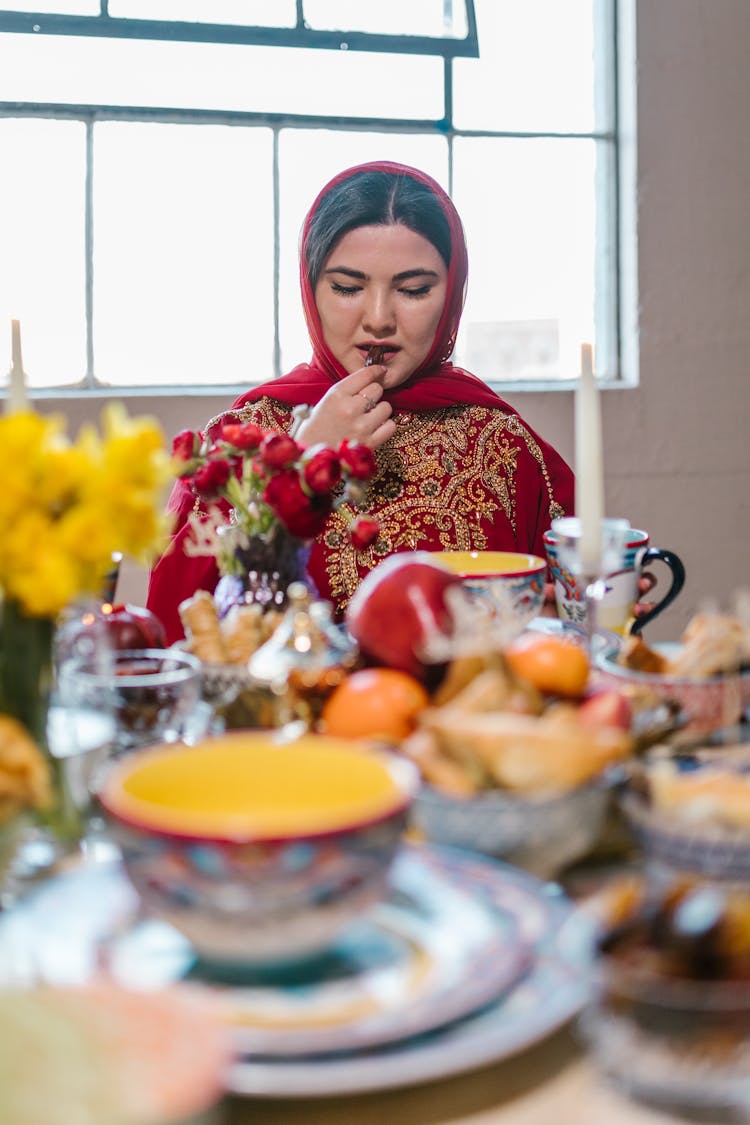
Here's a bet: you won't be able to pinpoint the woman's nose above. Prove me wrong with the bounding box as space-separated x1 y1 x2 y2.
362 289 396 336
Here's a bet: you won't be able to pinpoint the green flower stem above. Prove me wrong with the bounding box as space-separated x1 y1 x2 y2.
0 597 84 848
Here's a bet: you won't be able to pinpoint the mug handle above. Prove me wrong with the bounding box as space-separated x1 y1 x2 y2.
628 547 686 635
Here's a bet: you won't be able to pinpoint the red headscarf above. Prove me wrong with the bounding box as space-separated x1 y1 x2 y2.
231 160 528 416
148 161 573 642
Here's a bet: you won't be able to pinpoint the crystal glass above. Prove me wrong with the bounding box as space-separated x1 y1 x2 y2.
57 649 205 755
549 516 633 654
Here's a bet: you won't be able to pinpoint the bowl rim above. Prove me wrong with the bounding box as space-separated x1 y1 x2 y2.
97 730 419 845
430 550 547 579
61 647 202 687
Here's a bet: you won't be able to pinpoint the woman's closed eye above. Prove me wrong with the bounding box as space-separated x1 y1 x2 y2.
330 281 362 296
399 284 433 298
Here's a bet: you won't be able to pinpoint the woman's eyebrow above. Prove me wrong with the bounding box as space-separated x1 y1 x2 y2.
323 266 439 281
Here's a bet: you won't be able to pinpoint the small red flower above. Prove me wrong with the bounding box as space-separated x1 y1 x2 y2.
171 429 201 464
338 440 377 480
349 516 380 551
221 422 264 451
302 445 342 494
192 458 232 499
263 470 330 539
260 432 301 469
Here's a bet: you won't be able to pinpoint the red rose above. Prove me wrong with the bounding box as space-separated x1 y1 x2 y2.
339 440 377 480
260 432 301 469
263 470 329 539
302 445 342 494
192 458 232 499
221 422 264 451
171 429 201 465
349 516 380 551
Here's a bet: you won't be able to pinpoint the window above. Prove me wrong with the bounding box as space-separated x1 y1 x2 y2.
0 0 618 392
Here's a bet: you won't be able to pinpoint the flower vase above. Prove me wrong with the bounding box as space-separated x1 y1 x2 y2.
213 525 314 619
0 598 83 868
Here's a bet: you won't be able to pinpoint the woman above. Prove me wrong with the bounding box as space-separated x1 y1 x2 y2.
148 161 574 643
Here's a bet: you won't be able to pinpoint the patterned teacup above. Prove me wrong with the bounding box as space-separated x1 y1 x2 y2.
544 518 685 635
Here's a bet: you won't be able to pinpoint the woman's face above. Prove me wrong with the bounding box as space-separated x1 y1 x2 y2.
313 223 448 390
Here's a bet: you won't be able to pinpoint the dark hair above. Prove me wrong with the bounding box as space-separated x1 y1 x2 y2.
305 170 452 289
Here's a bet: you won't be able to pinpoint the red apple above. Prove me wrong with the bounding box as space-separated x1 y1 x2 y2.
577 688 633 731
345 552 463 683
99 603 168 650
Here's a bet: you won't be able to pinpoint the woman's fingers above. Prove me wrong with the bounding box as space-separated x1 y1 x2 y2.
637 571 657 597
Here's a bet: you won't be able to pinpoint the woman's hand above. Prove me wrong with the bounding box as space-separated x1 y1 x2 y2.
295 364 397 451
632 571 657 621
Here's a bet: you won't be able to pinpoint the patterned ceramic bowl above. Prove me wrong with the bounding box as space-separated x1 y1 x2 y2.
595 642 749 734
97 732 418 965
430 551 547 635
412 774 616 879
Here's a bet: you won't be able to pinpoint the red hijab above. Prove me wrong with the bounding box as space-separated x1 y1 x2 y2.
231 160 528 417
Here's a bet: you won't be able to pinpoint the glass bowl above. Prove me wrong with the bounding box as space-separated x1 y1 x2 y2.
577 877 750 1118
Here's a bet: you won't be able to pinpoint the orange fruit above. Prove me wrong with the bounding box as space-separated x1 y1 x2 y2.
505 633 589 698
321 668 430 742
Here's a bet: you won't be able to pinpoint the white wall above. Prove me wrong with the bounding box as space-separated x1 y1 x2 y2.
43 0 750 638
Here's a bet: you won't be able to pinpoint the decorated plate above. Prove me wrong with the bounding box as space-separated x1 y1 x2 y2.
0 845 540 1059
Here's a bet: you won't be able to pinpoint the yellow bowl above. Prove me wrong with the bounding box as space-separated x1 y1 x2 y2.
431 551 546 631
431 551 546 578
97 733 418 964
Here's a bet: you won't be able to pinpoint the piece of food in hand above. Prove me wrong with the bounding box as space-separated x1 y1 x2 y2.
505 632 590 699
0 715 52 825
345 552 463 684
365 345 386 366
321 667 429 741
577 687 633 731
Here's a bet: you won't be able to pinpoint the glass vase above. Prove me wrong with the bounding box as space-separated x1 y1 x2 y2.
0 597 84 871
213 524 313 619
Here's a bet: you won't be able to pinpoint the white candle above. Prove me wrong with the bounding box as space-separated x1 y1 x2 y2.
7 319 29 414
575 342 604 572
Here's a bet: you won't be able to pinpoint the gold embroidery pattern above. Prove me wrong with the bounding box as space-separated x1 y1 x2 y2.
200 398 566 609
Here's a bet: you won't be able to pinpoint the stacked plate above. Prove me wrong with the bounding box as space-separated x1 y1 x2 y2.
0 843 592 1099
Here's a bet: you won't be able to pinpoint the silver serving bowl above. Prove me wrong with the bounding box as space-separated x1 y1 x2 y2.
412 774 616 879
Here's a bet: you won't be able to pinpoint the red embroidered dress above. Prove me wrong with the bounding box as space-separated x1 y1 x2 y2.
148 162 574 643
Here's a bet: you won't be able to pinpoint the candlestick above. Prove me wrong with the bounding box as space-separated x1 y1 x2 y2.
574 342 604 573
7 319 29 414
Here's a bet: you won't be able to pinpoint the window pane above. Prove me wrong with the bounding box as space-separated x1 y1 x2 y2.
452 137 598 381
1 34 443 119
454 0 595 132
93 123 273 386
3 1 97 13
304 0 468 39
276 130 449 378
0 119 86 388
110 0 295 25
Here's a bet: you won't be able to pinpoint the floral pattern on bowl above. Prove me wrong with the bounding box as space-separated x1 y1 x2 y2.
595 642 749 734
